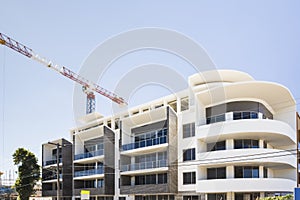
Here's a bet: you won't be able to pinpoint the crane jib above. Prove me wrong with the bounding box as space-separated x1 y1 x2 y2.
0 32 127 108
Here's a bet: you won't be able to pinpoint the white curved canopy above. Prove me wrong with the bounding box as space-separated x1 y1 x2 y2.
196 81 296 113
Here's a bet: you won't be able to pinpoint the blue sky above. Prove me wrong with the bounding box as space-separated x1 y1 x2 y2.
0 1 299 177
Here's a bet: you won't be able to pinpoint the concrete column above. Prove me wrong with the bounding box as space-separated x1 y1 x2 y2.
226 139 234 150
131 157 135 165
111 118 115 130
131 176 135 186
259 166 264 178
175 195 183 200
177 97 181 113
198 167 206 180
259 139 264 149
260 192 265 199
227 166 234 179
226 112 233 121
227 192 234 200
163 99 167 107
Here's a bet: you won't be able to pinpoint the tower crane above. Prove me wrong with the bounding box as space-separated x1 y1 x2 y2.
0 32 127 114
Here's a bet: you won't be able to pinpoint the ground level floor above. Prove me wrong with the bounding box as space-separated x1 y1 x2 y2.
119 192 291 200
66 192 293 200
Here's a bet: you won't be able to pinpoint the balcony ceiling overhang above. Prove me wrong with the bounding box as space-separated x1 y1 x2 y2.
196 81 296 113
122 106 167 127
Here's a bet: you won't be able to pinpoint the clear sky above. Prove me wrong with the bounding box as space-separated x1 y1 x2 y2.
0 1 299 180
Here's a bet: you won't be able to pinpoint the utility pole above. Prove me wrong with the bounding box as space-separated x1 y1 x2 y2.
48 142 61 200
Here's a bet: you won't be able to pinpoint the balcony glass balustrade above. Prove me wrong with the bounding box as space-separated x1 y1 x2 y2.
206 111 265 125
121 160 167 172
44 158 62 166
74 168 104 177
43 174 62 181
122 135 167 151
74 149 104 160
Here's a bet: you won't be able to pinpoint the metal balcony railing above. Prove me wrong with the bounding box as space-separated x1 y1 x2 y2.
121 160 167 172
74 149 104 160
43 174 62 181
44 158 62 166
206 111 265 125
74 168 104 177
122 136 167 151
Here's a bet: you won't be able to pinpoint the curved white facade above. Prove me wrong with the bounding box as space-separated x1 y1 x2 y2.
196 178 295 193
42 69 298 200
178 69 298 200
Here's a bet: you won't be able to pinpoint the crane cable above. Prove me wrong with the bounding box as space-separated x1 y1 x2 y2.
1 46 5 173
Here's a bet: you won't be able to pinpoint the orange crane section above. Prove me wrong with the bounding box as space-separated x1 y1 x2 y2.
0 32 127 113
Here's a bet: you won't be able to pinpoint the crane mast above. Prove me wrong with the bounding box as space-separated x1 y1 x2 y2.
0 32 127 114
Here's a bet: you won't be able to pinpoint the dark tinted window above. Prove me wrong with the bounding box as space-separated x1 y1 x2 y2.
183 148 195 161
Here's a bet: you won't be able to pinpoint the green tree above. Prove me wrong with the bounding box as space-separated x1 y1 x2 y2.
260 194 293 200
13 148 40 200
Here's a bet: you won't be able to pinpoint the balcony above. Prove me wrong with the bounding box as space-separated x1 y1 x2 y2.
42 174 62 182
74 168 104 178
74 149 104 161
197 119 295 146
196 178 295 193
196 148 296 168
206 111 264 125
43 158 62 166
121 160 167 172
122 136 167 151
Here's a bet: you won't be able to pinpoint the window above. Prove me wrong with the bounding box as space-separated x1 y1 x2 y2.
183 172 196 184
263 141 267 148
134 128 167 143
183 148 195 161
145 174 156 184
97 143 104 150
158 196 169 200
84 180 96 188
97 179 104 188
85 145 96 153
207 141 226 151
207 193 226 200
135 175 145 185
115 118 120 129
235 193 260 200
181 97 189 111
158 173 167 184
234 166 259 178
52 148 62 159
207 167 226 179
206 114 226 124
263 167 268 178
121 152 168 171
135 173 167 185
233 111 258 120
136 195 174 200
234 139 259 149
97 162 103 169
183 123 195 138
183 195 204 200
